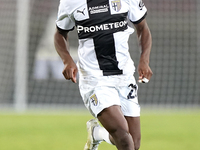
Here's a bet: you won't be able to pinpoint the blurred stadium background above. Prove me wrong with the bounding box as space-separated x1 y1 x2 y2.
0 0 200 112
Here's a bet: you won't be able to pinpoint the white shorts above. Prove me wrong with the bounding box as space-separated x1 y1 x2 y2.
79 74 140 117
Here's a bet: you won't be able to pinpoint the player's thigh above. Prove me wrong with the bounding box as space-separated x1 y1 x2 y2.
125 116 141 144
97 105 129 135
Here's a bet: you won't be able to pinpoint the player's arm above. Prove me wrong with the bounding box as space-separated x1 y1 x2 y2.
54 27 78 83
134 19 153 83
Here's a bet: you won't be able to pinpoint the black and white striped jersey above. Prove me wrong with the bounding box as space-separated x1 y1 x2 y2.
56 0 147 77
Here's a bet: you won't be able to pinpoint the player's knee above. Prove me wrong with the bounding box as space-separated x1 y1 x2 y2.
134 144 140 150
118 132 132 148
111 129 133 148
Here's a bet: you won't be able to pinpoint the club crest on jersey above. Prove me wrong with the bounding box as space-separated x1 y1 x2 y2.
111 0 121 12
90 94 98 106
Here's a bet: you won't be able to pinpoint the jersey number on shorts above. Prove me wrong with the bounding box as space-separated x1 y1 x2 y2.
127 84 137 99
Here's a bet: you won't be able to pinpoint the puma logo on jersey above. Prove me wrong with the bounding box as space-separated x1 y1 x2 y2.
77 8 86 15
139 0 144 10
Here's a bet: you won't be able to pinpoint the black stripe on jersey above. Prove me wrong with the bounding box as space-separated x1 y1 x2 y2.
75 13 128 39
75 0 127 75
93 33 123 76
56 25 74 38
56 25 74 32
75 0 128 39
131 12 147 24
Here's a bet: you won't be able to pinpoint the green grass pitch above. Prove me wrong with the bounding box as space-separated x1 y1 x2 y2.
0 109 200 150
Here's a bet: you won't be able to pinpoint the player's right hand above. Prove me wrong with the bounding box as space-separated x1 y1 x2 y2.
62 61 78 83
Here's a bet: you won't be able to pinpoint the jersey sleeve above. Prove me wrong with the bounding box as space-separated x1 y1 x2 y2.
128 0 147 24
56 0 75 31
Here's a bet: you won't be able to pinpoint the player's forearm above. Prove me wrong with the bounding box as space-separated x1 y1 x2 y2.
54 30 73 65
139 30 151 64
137 21 152 64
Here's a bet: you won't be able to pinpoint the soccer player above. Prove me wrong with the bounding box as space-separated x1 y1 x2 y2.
54 0 152 149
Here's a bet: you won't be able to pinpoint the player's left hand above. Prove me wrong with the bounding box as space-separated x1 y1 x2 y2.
137 60 153 83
